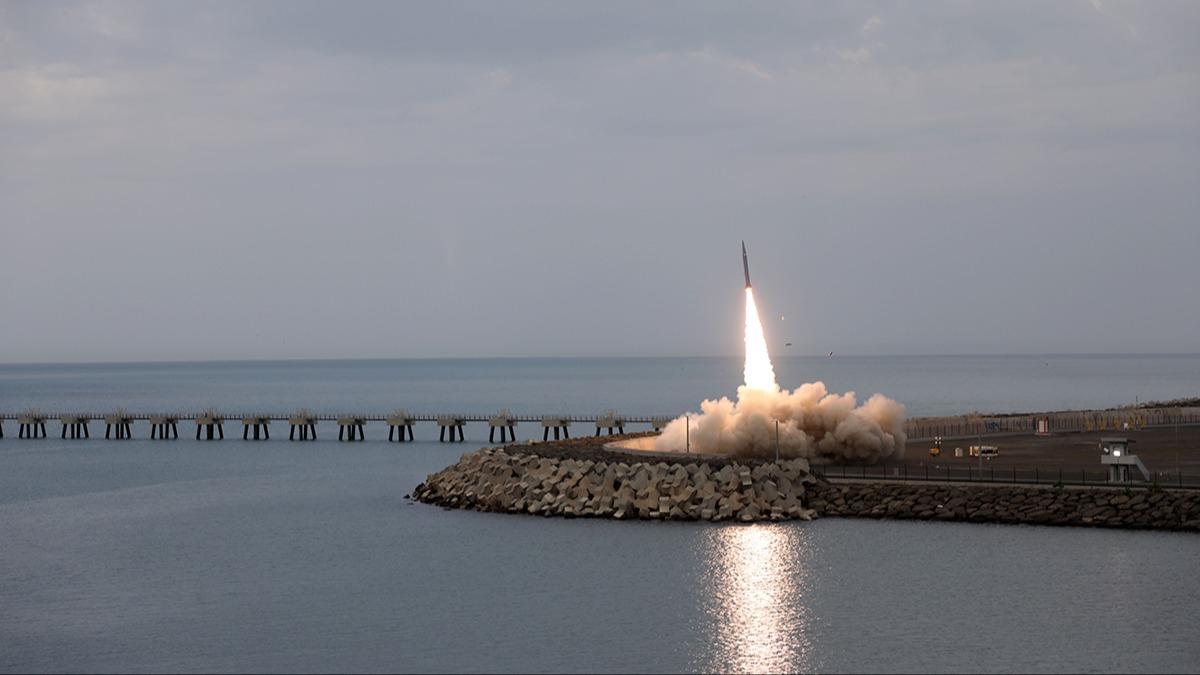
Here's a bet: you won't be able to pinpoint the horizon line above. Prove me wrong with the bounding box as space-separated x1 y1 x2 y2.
2 352 1199 368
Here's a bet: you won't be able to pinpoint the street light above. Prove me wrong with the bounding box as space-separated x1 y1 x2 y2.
775 419 780 463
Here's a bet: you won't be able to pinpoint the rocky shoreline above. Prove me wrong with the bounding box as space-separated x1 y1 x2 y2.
411 437 818 522
808 481 1200 531
411 436 1200 531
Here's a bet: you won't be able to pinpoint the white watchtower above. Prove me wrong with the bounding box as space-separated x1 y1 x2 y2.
1099 437 1151 483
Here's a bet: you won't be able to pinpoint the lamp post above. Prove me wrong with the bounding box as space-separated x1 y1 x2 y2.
685 414 690 454
978 430 983 476
775 419 780 463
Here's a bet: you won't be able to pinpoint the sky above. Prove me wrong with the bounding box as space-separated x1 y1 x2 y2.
1 1 1198 363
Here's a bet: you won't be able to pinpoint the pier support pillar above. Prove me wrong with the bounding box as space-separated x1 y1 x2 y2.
437 416 465 442
149 416 179 440
488 413 517 444
488 424 517 443
540 416 570 441
337 417 365 441
387 413 415 442
388 423 415 442
288 415 318 441
59 416 89 439
18 415 48 439
104 415 133 439
651 416 673 432
241 417 270 441
594 413 626 437
195 415 225 441
284 413 314 439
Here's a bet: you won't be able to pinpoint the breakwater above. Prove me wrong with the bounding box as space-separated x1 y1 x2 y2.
808 481 1200 531
411 440 819 522
414 436 1200 531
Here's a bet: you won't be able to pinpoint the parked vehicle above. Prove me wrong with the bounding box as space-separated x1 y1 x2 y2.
968 445 999 458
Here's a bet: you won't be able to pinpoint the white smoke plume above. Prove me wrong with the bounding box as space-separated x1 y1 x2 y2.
653 382 907 462
653 288 906 462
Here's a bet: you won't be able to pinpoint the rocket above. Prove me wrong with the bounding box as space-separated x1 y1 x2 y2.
742 240 752 288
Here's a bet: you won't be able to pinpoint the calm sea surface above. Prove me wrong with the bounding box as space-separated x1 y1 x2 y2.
1 356 1198 673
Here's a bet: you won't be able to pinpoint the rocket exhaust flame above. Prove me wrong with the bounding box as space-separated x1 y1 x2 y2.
743 288 777 393
741 242 775 391
652 243 907 461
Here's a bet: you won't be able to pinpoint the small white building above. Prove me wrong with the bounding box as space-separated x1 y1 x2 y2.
1099 437 1151 483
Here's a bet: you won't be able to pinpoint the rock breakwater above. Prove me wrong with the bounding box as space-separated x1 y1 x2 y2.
412 444 818 522
808 481 1200 531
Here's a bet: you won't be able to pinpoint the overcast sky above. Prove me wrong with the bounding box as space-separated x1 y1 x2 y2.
2 1 1197 363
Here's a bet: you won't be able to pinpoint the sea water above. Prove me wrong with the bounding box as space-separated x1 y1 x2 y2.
1 356 1197 672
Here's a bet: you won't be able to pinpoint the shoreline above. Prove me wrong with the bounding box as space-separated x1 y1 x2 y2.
808 481 1199 531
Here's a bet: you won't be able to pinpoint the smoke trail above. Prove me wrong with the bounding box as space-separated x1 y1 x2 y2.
653 289 906 462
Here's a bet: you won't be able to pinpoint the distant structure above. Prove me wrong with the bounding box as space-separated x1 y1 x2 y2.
1035 418 1050 436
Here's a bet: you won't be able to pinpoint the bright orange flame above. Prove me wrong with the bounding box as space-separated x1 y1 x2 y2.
743 287 777 392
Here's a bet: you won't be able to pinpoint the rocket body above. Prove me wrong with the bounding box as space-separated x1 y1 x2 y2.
742 241 752 288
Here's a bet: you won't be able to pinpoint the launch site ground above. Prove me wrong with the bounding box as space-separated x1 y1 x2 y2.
902 425 1200 474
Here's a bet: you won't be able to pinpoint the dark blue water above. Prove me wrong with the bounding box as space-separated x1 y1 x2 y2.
1 357 1197 673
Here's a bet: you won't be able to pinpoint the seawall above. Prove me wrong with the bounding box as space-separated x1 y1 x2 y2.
808 481 1200 531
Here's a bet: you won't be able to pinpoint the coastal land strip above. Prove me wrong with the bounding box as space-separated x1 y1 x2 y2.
411 433 1200 532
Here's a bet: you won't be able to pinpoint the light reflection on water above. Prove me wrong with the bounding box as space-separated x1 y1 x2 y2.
698 524 812 673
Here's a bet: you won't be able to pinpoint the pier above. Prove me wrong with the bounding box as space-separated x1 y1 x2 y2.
0 406 1196 443
0 410 667 442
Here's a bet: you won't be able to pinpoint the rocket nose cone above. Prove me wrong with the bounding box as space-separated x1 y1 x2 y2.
742 242 751 287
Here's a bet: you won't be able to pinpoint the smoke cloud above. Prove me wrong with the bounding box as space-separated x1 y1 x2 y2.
653 382 907 462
